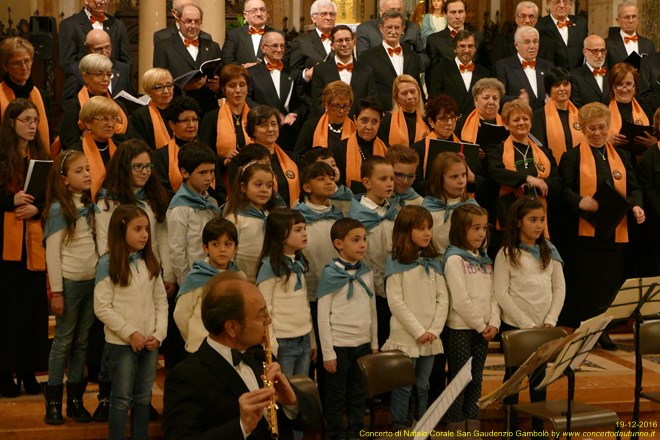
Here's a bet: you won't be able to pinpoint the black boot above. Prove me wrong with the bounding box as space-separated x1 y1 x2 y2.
18 372 41 395
66 381 92 423
598 331 618 351
149 402 160 421
44 384 64 425
92 380 111 422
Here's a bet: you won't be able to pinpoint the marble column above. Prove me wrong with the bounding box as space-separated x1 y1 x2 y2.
199 0 225 46
138 0 166 93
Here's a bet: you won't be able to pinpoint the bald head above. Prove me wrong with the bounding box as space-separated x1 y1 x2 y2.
583 34 607 68
85 29 112 57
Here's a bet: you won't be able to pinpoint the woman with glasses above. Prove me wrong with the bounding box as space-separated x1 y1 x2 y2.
607 62 656 151
0 99 50 397
294 80 356 157
558 102 644 348
378 75 429 148
127 68 174 149
59 53 129 151
0 37 50 149
330 96 387 188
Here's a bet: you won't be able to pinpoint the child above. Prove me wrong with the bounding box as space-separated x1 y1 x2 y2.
317 218 378 440
422 152 478 257
383 205 448 432
494 197 565 433
386 145 424 207
256 208 315 377
167 141 221 286
42 151 98 424
223 161 276 282
348 155 397 347
174 218 246 353
442 204 500 434
94 205 168 440
301 147 354 216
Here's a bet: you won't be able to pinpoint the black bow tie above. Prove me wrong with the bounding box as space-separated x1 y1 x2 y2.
231 348 250 366
338 259 361 271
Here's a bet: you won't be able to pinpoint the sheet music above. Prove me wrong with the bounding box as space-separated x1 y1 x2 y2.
413 358 472 440
608 277 660 320
569 315 613 371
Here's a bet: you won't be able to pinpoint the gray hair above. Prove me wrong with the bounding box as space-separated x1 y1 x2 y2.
515 1 539 17
471 77 505 100
79 53 112 74
176 3 203 19
310 0 337 15
514 25 539 44
617 1 638 16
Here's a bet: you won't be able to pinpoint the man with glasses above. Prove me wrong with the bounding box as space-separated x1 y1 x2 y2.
536 0 587 70
570 35 610 108
153 0 211 45
605 1 655 67
63 29 133 100
58 0 132 86
153 3 223 114
223 0 275 68
311 25 376 118
492 1 552 64
247 31 308 152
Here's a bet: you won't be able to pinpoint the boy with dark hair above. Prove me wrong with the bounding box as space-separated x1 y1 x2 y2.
301 147 354 216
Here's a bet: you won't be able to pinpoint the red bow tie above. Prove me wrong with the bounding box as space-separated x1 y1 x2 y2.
90 14 106 24
249 26 265 35
624 35 638 44
387 46 402 57
266 61 283 71
557 20 573 28
592 67 607 77
320 33 330 41
459 63 475 73
337 62 354 72
521 60 536 69
184 38 199 47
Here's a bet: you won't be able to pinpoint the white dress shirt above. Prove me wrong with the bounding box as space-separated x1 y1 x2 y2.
587 63 604 92
335 56 354 85
517 53 538 97
383 41 404 76
551 15 569 46
179 32 199 60
251 28 264 58
264 56 281 98
84 9 104 31
454 57 472 91
620 29 640 56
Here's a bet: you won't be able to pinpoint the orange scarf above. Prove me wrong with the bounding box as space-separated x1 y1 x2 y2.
312 113 355 147
544 99 582 164
389 108 429 147
422 132 461 177
147 101 171 148
216 102 250 157
460 109 504 143
77 87 128 134
345 134 388 187
272 144 299 207
578 141 628 242
499 136 551 235
0 82 50 150
166 137 184 194
608 98 649 138
82 130 116 200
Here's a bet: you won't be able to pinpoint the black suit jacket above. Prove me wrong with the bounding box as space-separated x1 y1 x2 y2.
62 59 133 100
153 23 211 45
355 18 425 63
495 55 554 110
569 63 610 108
223 24 275 65
492 32 554 65
153 34 223 113
639 52 660 112
310 58 376 117
287 30 331 79
536 15 588 70
425 28 489 73
605 33 656 67
358 44 422 111
163 340 320 440
58 9 132 77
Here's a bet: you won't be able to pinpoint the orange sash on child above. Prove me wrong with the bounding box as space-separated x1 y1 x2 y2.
312 114 355 147
460 109 504 143
0 82 50 149
544 99 582 163
77 87 128 134
388 108 429 147
215 103 250 157
345 134 388 187
82 131 117 199
147 101 171 148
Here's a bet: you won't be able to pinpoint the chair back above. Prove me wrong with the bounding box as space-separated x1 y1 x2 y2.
287 375 323 432
639 320 660 356
502 327 568 368
357 350 416 398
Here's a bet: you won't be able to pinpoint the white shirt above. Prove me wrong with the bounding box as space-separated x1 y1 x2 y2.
383 41 404 76
517 53 538 98
317 28 332 55
335 56 354 85
454 56 472 91
179 32 199 60
251 28 264 58
551 15 569 46
586 63 604 92
620 29 639 56
360 194 390 217
84 9 104 31
264 56 281 98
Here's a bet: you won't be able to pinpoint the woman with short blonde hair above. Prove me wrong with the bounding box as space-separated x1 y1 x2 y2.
378 74 430 147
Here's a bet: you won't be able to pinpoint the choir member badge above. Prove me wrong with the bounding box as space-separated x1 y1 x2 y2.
573 123 581 130
536 162 545 172
285 170 296 179
612 170 623 180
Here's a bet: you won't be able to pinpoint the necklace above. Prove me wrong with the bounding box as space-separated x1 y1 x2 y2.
358 145 366 160
513 143 532 169
328 123 342 134
97 143 109 152
593 146 607 161
231 112 241 126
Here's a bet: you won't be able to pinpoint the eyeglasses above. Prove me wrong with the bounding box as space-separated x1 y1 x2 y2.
87 71 114 79
329 103 351 112
245 7 267 15
176 117 200 125
93 115 122 124
615 81 636 90
583 124 608 134
262 43 285 50
179 18 202 26
151 83 174 93
394 172 416 182
584 48 607 55
333 37 353 45
314 11 337 18
436 115 460 123
15 117 40 126
8 59 32 68
131 163 155 173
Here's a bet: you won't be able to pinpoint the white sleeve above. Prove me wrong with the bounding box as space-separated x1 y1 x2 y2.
444 256 488 332
173 290 196 342
167 207 190 286
156 220 175 284
545 260 566 326
317 294 336 361
369 293 378 351
45 230 65 293
428 272 449 336
489 285 501 330
152 276 169 343
95 201 113 256
257 277 279 356
493 253 536 329
386 272 426 340
94 278 136 342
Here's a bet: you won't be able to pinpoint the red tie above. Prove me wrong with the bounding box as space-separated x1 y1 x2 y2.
593 68 607 77
387 46 402 57
90 14 106 24
249 26 265 35
337 62 354 72
266 61 283 71
184 38 199 47
522 60 536 69
459 63 475 73
557 20 573 28
624 35 638 44
320 33 330 41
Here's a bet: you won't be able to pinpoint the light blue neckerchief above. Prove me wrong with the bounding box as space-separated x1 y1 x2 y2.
43 201 99 244
421 196 478 221
256 255 306 291
317 259 373 299
441 245 492 272
177 259 242 299
385 255 443 278
348 197 398 231
331 185 353 201
391 187 422 207
518 242 563 265
95 251 144 285
294 202 343 224
168 183 220 212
